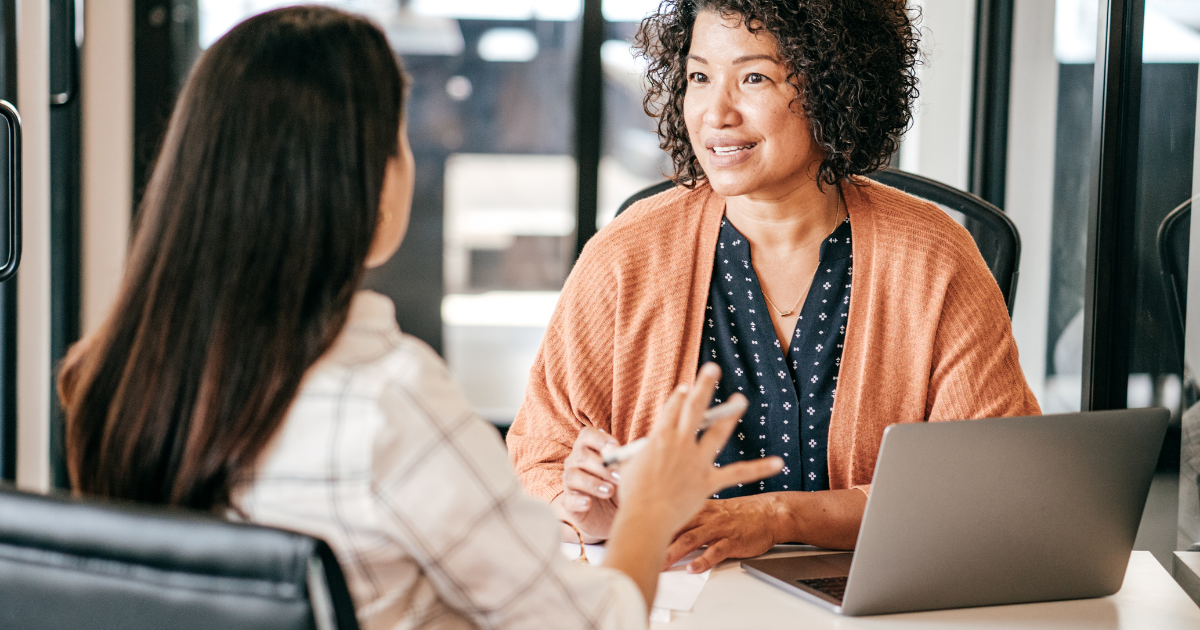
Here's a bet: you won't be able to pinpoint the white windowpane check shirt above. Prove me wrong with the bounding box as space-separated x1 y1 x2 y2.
235 291 645 630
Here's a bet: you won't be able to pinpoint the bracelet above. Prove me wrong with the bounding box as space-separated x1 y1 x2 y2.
561 520 589 564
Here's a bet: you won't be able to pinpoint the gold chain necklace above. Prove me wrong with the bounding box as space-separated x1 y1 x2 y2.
761 194 845 318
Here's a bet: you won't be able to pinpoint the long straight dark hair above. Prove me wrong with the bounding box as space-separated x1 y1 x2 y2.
59 6 406 511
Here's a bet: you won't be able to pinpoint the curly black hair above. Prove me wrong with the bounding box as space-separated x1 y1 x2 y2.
634 0 920 188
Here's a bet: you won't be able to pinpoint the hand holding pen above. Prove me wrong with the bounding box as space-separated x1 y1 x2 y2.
601 396 750 467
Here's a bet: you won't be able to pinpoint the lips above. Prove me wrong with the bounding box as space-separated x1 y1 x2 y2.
712 143 756 156
704 137 759 167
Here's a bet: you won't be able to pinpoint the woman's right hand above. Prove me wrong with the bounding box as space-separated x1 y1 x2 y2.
554 427 622 542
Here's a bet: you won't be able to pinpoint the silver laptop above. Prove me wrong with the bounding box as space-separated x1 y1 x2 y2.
742 409 1170 616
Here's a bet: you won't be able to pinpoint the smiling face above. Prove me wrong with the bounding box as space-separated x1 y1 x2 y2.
683 10 824 199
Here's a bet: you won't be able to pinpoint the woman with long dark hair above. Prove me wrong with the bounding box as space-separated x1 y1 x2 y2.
58 6 779 627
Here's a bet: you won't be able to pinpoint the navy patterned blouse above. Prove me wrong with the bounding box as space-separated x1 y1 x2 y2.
701 215 853 498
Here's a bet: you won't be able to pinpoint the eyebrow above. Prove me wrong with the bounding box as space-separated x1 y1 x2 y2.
685 53 782 65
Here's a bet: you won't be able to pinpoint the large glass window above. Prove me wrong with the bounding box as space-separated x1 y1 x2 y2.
598 2 670 229
196 0 667 425
137 0 1199 575
1120 0 1200 565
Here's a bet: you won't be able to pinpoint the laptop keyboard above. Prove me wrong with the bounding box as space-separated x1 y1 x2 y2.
797 576 848 602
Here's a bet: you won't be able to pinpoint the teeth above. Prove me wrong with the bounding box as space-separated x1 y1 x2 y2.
713 144 754 155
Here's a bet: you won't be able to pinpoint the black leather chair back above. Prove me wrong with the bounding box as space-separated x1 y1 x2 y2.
615 169 1023 315
0 486 359 630
1158 199 1190 352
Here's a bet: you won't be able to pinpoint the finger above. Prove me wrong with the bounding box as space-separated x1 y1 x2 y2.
710 457 784 495
652 385 689 435
563 467 617 501
680 363 722 436
575 427 619 454
703 394 748 431
560 490 593 514
687 539 733 573
568 445 620 484
698 411 739 455
663 525 715 570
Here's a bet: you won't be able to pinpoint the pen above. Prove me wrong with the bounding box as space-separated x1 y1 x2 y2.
601 397 748 468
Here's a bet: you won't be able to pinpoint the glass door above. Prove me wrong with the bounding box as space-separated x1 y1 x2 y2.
0 0 20 484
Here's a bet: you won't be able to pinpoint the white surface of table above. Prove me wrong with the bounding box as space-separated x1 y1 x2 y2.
652 549 1200 629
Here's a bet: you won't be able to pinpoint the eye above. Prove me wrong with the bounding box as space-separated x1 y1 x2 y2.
745 73 768 84
689 72 709 84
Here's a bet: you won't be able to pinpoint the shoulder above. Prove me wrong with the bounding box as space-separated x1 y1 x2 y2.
847 176 981 268
367 334 473 424
307 328 474 431
316 330 511 477
580 182 718 265
564 182 721 303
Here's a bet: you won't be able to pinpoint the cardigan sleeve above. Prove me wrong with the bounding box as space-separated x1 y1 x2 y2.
924 240 1041 423
507 239 620 503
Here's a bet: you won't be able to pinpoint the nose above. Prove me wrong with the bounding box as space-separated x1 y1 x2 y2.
701 82 741 129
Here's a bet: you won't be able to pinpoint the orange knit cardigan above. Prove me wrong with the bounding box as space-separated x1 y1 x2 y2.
507 178 1040 502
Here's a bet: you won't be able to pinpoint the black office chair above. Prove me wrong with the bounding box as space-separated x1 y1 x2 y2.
615 168 1022 315
1158 199 1190 353
0 485 359 630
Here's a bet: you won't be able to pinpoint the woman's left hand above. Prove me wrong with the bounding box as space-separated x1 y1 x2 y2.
663 488 868 573
662 495 782 573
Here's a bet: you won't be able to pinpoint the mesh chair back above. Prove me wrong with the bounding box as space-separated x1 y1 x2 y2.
1157 200 1190 351
0 486 359 630
614 169 1022 314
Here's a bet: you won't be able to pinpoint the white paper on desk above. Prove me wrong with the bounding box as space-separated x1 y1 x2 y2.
560 542 712 619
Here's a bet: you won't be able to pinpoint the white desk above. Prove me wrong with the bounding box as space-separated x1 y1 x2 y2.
653 548 1200 629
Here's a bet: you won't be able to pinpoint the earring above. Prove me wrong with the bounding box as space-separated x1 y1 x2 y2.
380 210 392 228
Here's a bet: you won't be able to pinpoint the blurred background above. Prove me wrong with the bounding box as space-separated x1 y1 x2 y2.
0 0 1198 573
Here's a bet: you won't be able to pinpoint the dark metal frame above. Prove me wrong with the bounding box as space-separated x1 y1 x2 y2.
0 0 17 484
49 0 82 488
573 0 604 259
969 0 1015 209
133 0 198 210
1082 0 1145 412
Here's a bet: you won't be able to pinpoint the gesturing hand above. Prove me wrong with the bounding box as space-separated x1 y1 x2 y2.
601 362 784 608
613 364 784 547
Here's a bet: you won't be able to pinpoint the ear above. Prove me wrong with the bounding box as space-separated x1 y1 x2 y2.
365 126 414 269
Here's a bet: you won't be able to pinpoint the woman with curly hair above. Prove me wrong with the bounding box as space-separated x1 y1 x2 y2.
508 0 1039 573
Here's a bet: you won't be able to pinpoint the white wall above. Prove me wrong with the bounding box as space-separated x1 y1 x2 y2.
1005 0 1060 405
81 0 132 335
899 0 976 189
16 0 51 492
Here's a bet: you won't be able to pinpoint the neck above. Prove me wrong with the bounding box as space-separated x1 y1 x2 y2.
724 177 842 252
